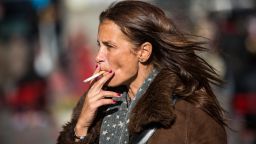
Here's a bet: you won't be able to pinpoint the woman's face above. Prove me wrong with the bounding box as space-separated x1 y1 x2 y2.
96 20 139 87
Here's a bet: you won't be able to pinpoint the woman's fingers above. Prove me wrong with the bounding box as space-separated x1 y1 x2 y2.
94 98 117 108
92 90 120 101
84 93 118 111
92 71 114 89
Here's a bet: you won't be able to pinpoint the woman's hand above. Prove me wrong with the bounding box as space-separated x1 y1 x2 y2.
74 66 120 137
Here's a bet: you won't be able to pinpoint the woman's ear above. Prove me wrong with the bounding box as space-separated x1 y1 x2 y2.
138 42 152 63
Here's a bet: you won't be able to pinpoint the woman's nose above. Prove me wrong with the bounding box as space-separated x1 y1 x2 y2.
95 48 104 63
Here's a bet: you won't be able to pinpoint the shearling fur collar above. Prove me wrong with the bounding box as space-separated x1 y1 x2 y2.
128 68 178 134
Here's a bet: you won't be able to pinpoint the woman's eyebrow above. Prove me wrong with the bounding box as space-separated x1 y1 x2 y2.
102 41 117 47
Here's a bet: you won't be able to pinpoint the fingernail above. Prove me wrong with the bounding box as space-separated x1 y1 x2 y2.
96 65 98 68
112 100 117 104
109 70 112 73
117 93 121 97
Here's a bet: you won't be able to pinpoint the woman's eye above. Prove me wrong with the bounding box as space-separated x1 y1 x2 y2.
106 44 113 48
106 44 116 50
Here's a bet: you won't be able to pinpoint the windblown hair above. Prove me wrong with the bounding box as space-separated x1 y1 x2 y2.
100 1 226 127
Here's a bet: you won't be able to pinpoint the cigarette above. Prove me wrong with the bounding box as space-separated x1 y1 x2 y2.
83 71 105 83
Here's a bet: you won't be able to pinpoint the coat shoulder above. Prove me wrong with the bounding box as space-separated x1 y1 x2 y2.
148 100 227 144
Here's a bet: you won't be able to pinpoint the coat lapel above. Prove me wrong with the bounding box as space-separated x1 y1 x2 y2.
128 69 178 134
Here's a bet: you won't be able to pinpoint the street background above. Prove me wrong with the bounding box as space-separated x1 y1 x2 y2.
0 0 255 143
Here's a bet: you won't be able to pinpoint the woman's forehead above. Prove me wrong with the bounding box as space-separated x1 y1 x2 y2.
98 20 129 43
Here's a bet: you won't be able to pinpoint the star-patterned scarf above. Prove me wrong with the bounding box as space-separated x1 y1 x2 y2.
99 68 159 144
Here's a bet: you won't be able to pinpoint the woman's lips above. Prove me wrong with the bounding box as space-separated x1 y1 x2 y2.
99 68 109 72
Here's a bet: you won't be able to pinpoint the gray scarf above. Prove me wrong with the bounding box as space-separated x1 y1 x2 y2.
99 69 159 144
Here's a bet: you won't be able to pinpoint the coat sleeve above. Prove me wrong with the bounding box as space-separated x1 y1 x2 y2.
57 94 94 144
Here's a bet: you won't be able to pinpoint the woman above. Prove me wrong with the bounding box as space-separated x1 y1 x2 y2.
57 1 227 144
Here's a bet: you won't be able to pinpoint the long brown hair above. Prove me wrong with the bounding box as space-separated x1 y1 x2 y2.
100 1 226 127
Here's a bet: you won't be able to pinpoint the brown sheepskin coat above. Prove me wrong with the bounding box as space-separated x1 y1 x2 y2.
57 69 227 144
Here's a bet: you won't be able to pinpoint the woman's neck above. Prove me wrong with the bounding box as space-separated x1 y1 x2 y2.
127 64 154 100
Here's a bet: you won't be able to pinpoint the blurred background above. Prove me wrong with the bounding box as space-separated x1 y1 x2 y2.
0 0 255 144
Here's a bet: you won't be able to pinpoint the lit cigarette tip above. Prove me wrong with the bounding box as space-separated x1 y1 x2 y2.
83 71 105 83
